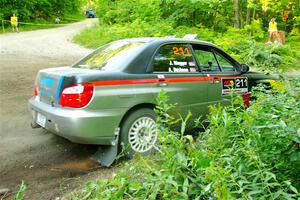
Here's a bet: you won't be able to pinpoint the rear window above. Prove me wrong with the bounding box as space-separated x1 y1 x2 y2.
73 41 145 71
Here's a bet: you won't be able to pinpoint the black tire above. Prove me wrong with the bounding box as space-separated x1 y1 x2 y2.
120 108 157 158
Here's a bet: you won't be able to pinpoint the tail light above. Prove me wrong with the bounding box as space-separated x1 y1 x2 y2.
34 83 38 96
60 83 94 108
242 93 250 107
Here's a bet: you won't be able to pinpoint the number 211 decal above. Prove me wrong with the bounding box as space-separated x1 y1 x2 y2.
173 47 190 56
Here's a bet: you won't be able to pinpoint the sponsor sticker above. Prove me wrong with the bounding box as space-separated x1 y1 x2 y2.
222 77 248 94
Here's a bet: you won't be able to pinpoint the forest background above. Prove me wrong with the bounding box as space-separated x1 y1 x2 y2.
75 0 300 73
0 0 299 73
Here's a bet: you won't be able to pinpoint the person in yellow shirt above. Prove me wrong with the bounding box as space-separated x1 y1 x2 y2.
268 17 277 43
10 14 19 33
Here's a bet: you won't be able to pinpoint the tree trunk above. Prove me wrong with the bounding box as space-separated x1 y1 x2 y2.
246 1 250 25
192 11 196 26
239 2 243 28
234 0 239 28
252 7 256 20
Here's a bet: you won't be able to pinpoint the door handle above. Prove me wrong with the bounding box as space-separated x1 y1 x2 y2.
209 77 220 84
157 78 168 86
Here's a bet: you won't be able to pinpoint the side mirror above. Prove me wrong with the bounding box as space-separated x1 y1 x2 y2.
240 64 249 73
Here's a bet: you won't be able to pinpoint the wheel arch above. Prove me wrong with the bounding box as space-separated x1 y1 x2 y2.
118 103 156 129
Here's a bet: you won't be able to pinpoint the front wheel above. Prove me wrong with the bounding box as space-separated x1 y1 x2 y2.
120 108 157 158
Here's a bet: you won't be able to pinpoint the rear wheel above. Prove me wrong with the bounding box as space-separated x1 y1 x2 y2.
120 108 157 158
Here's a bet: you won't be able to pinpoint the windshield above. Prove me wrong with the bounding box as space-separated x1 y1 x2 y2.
73 41 145 71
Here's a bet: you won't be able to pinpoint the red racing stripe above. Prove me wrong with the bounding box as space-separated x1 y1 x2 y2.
91 76 241 86
92 78 158 86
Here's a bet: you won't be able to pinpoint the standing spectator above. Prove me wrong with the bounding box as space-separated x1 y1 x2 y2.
268 17 277 43
10 13 19 33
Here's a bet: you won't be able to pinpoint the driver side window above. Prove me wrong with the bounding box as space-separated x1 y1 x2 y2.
215 51 236 71
193 46 220 72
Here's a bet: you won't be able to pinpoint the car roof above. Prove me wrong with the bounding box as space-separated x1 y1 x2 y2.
118 37 217 48
77 37 227 74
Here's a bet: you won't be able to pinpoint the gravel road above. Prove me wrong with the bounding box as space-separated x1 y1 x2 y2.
0 19 117 199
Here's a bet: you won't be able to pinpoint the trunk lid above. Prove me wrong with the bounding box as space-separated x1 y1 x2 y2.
36 67 96 106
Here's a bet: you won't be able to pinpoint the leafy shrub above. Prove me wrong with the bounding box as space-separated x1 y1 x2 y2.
101 0 161 24
69 79 300 199
73 20 174 48
242 42 283 69
214 27 251 56
244 19 265 40
290 16 300 36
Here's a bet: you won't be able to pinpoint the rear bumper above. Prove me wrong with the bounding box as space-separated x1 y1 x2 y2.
28 97 125 145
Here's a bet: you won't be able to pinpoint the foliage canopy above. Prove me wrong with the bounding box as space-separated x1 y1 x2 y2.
95 0 299 33
0 0 82 20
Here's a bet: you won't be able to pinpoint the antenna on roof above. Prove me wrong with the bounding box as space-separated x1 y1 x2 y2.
183 34 198 39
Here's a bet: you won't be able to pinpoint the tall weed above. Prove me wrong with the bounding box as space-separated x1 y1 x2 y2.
69 79 299 200
14 181 26 200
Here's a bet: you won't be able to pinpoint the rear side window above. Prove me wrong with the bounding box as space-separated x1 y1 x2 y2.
73 41 145 71
153 44 198 73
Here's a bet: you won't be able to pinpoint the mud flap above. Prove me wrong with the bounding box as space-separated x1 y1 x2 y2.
91 128 119 167
31 121 41 129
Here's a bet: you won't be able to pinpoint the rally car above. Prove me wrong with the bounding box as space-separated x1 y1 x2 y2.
86 9 95 18
28 37 276 162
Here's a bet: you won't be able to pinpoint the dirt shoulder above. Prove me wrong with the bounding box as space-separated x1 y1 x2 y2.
0 19 118 199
